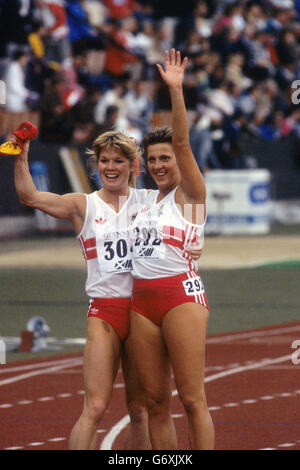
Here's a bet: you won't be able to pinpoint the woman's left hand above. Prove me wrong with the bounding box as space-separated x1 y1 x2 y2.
156 49 188 89
186 247 203 261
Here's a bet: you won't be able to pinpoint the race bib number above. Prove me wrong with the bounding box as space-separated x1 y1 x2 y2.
98 236 133 274
182 276 204 296
133 226 165 259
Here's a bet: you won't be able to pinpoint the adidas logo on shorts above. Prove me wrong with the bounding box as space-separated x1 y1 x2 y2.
89 307 100 315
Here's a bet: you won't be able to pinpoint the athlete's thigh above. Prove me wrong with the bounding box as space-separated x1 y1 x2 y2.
130 311 172 394
121 335 144 402
83 317 122 400
162 303 209 392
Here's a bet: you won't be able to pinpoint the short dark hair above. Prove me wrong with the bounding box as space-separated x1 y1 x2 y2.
142 126 172 155
12 50 28 61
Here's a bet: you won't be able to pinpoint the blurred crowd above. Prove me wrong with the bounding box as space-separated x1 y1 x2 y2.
0 0 299 171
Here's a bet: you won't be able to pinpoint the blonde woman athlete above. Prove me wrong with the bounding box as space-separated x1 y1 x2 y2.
14 131 151 450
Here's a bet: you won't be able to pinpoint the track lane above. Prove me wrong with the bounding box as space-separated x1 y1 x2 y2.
1 322 299 450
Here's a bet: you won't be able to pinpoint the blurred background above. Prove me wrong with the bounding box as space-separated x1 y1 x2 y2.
1 0 300 235
0 0 299 361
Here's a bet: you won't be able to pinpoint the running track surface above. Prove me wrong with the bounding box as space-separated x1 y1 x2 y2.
1 322 300 451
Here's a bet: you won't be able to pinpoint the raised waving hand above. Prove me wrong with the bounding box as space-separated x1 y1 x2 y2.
156 49 206 206
156 49 188 90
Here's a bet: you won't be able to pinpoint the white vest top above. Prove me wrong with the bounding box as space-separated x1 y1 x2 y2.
78 188 148 298
132 187 205 279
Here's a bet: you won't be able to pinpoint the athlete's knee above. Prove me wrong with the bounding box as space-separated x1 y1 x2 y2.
127 399 147 424
146 390 171 417
178 389 208 416
129 406 148 425
84 396 107 424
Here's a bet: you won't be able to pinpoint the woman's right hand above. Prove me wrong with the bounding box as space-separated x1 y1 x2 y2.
12 136 30 161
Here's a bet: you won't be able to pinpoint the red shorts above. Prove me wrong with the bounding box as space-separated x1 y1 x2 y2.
131 272 209 326
87 298 131 341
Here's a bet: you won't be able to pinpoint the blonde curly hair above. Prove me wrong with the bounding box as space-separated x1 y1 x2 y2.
87 131 142 187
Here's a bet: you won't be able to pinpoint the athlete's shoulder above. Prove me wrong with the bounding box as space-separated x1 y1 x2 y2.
131 187 149 203
87 190 99 199
63 192 87 210
146 189 158 202
86 190 104 207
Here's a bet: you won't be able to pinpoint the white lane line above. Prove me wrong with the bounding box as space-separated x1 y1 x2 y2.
278 392 293 398
100 353 293 450
0 358 82 387
37 397 54 402
4 437 67 450
4 446 24 450
101 415 130 449
278 443 296 448
209 388 299 413
206 324 300 344
1 389 84 409
0 356 83 374
203 354 292 385
48 437 66 442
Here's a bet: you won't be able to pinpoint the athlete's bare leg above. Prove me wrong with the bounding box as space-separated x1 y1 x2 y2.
130 311 177 450
69 317 121 450
121 336 151 450
162 303 215 450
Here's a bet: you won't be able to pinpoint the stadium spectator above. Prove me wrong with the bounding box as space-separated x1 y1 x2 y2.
96 102 143 144
2 50 36 137
4 51 31 114
94 104 123 134
39 74 75 142
276 27 299 66
124 79 153 134
0 0 39 59
70 86 100 143
25 55 55 109
65 0 106 55
189 110 222 173
245 2 267 32
104 16 141 79
83 0 109 28
102 0 138 20
213 2 246 36
0 0 298 167
94 79 128 125
207 78 235 117
137 20 165 79
0 0 39 78
35 0 71 65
